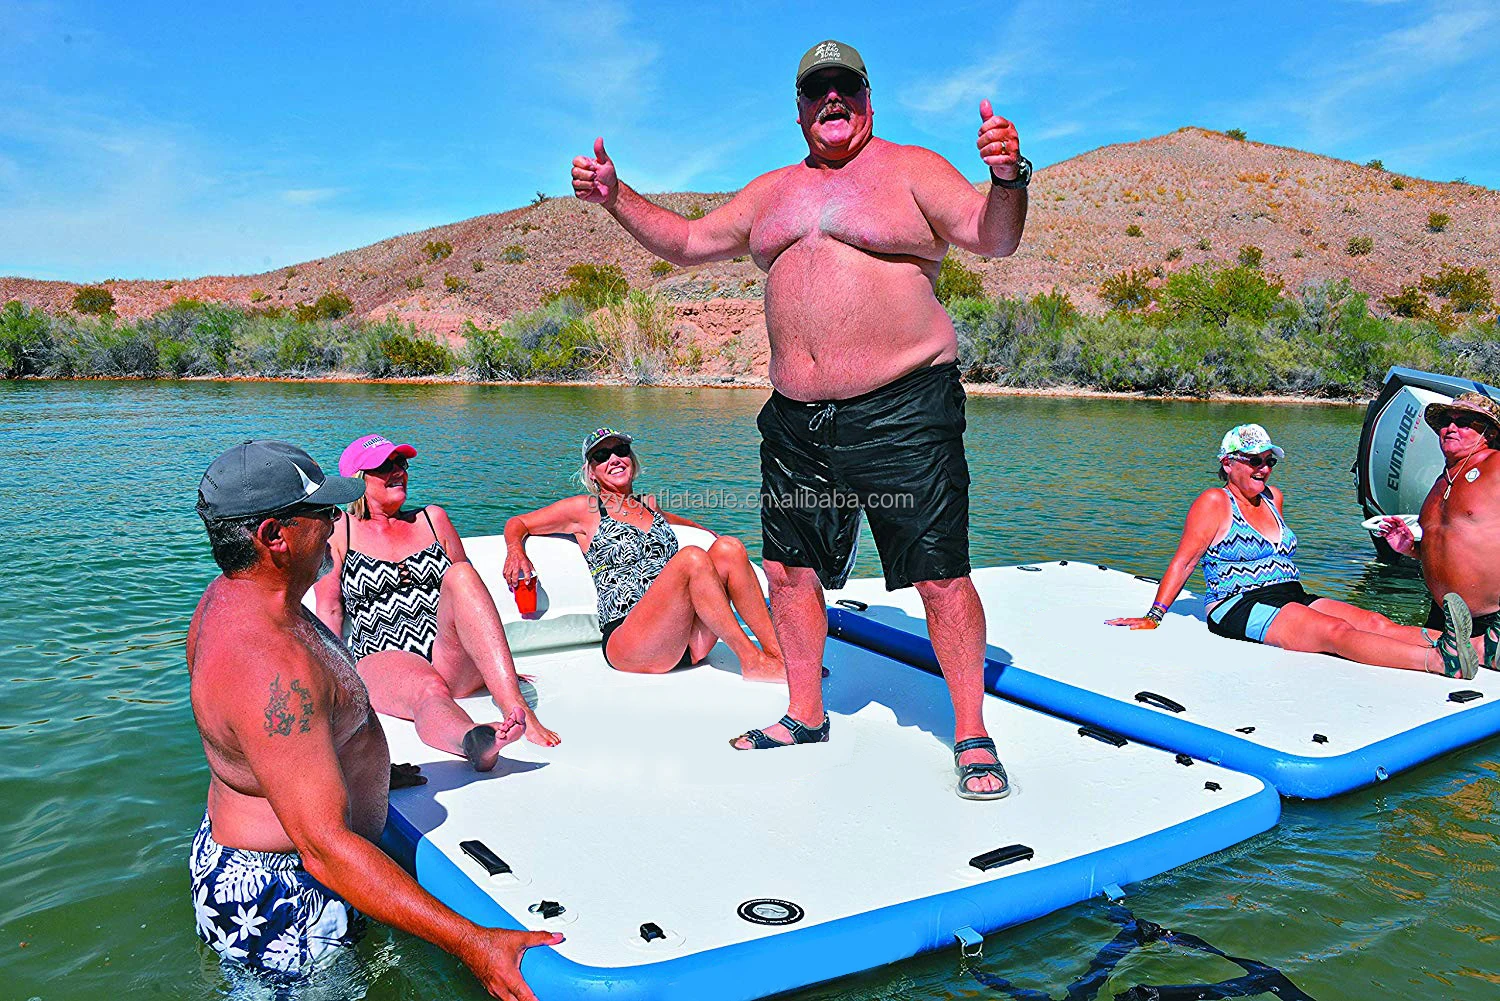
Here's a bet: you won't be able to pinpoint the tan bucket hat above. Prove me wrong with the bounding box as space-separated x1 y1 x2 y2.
1424 391 1500 443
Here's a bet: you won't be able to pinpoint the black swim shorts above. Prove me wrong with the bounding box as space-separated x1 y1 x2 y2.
759 362 971 591
1424 600 1499 638
1206 581 1323 644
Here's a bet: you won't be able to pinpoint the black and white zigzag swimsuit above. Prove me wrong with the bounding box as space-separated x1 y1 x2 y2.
583 497 679 629
340 508 452 661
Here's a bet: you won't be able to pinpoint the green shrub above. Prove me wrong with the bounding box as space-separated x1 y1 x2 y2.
472 260 485 273
422 240 453 262
1099 269 1155 311
1420 264 1494 314
249 288 270 302
546 262 629 311
1158 264 1283 327
1365 159 1384 171
1427 212 1451 233
404 275 424 291
500 244 526 264
595 290 676 383
0 300 54 376
1237 245 1264 269
685 203 705 220
1346 236 1374 256
1196 237 1212 251
531 191 550 206
1166 247 1183 261
379 330 454 376
649 260 674 277
293 290 354 323
1391 177 1406 190
72 286 115 316
936 256 985 304
443 273 466 293
1381 286 1432 319
1125 224 1143 238
1224 129 1246 141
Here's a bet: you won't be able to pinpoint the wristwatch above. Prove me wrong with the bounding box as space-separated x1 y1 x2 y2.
991 155 1032 189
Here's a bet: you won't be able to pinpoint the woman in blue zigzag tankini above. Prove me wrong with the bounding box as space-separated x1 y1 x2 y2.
503 427 787 683
313 433 558 772
1107 424 1479 679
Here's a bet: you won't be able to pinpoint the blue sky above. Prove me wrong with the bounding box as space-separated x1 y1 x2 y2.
2 0 1495 282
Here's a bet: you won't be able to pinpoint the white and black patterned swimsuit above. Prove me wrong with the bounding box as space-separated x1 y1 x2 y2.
340 508 451 660
583 497 679 627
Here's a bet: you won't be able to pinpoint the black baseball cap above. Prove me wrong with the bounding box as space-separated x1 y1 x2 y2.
198 440 365 520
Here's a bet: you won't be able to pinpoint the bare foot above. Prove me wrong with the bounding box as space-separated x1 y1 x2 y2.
523 709 561 746
462 708 527 771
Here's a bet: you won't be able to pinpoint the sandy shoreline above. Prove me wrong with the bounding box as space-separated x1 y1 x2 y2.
14 371 1370 405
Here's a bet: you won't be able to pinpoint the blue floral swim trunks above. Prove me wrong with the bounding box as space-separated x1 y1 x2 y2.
190 811 365 976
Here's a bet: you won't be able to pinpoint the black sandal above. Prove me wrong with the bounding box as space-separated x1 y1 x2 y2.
730 714 829 750
954 736 1011 801
1437 593 1479 681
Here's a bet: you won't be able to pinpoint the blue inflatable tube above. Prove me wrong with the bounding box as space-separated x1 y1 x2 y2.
828 606 1500 800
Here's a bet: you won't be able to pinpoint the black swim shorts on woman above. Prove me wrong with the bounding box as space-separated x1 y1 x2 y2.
759 362 971 591
1206 581 1324 643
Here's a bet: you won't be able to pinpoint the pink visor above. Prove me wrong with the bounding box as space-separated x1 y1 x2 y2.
339 434 417 477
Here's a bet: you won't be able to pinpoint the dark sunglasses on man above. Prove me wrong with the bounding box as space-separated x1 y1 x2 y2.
588 442 633 465
798 69 865 101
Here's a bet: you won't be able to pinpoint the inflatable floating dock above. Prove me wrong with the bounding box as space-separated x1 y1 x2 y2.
316 532 1278 1001
828 561 1500 800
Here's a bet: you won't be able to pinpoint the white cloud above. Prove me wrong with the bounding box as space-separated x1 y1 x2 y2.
281 188 341 205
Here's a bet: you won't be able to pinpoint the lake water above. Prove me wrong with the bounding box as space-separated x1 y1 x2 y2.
2 380 1494 1001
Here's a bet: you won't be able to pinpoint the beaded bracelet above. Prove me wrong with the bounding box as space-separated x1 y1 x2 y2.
1145 601 1168 623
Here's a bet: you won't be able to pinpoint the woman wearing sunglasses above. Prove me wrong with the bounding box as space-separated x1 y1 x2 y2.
1107 424 1479 679
502 427 786 681
313 433 558 773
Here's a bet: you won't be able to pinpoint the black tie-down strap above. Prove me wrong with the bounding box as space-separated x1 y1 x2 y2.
970 906 1317 1001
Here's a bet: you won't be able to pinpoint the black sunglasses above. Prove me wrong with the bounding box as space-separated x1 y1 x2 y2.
276 503 342 523
370 455 408 474
1232 453 1278 469
588 442 633 465
798 69 866 101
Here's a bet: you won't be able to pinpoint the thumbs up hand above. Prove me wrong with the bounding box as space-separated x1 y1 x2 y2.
976 100 1021 181
572 137 619 205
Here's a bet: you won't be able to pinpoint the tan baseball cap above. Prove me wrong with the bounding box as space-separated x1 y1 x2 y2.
796 40 868 89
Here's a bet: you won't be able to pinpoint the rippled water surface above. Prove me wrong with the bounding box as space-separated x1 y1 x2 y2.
2 380 1495 1000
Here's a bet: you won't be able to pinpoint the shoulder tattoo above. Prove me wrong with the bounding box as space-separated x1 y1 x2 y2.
264 673 315 737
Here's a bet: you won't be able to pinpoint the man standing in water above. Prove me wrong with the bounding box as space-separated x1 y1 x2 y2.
571 40 1028 798
187 440 557 996
1381 393 1500 668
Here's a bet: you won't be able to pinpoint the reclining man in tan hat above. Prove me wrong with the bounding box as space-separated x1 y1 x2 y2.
187 440 558 995
570 40 1027 798
1381 392 1500 669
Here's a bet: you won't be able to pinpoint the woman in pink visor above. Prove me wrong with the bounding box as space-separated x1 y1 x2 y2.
313 433 558 772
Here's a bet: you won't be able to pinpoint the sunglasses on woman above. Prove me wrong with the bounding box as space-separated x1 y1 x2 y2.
370 455 408 475
588 442 633 465
1232 453 1278 469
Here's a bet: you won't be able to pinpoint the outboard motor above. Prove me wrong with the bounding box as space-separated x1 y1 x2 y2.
1355 366 1500 561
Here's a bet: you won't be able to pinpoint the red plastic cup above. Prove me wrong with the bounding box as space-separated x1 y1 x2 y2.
514 577 538 615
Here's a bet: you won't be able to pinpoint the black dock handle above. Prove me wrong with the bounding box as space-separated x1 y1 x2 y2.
1135 691 1186 713
1078 725 1128 747
459 840 512 876
970 844 1035 871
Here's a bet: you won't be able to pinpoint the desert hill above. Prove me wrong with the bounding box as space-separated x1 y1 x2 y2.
3 128 1495 339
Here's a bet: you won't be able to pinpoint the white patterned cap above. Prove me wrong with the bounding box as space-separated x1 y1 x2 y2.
1218 424 1285 460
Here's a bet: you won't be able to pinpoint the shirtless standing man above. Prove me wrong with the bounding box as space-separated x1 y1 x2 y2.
570 40 1028 798
188 440 558 998
1380 393 1500 670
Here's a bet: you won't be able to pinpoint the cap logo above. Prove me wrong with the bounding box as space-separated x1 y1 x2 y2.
289 459 321 497
362 435 392 449
815 41 841 61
